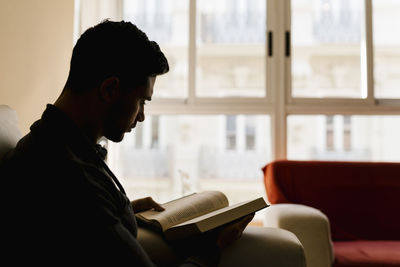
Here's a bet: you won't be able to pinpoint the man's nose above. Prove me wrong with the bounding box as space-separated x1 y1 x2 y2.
137 111 145 122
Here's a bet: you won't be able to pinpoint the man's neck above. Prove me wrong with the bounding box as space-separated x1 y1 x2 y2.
54 89 103 144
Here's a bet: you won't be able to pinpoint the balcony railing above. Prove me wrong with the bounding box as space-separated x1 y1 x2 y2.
199 146 269 180
200 12 266 44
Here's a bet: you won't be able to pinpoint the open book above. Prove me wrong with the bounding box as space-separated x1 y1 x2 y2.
135 191 269 240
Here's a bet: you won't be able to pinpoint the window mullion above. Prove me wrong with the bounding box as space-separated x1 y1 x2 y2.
271 0 289 160
188 0 196 105
266 0 272 100
364 0 375 102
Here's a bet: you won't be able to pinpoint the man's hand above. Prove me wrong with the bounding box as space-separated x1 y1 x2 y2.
216 212 255 249
172 212 255 266
130 197 165 213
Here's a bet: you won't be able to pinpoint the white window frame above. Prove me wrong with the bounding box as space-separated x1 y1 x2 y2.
284 0 400 158
128 0 277 154
76 0 400 161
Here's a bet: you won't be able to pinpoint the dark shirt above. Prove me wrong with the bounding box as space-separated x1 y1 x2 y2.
0 105 210 266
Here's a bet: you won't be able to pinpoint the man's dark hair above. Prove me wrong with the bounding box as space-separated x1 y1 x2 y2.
65 20 169 92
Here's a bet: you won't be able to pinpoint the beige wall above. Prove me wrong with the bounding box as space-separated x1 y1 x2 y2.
0 0 74 134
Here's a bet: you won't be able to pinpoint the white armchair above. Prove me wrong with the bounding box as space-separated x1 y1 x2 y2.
138 225 306 267
0 105 21 158
264 204 334 267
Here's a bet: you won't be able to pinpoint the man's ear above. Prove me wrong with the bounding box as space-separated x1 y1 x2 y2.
98 76 120 103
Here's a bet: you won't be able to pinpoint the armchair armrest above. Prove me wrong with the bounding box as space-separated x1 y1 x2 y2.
137 226 181 266
138 226 306 267
264 204 334 267
220 226 305 267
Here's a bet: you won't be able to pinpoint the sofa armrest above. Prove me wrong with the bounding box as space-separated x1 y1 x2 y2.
264 204 334 267
138 226 306 267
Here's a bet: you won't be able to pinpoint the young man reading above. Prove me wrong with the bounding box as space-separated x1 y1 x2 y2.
0 20 253 266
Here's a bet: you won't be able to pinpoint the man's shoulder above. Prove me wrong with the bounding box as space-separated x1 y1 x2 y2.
2 130 66 167
1 127 92 191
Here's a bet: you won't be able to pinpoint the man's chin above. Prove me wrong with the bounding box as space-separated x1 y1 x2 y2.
105 133 125 143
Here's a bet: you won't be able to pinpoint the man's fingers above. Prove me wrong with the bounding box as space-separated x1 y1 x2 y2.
238 213 255 228
131 197 165 213
144 197 165 211
229 213 254 230
215 213 255 249
235 214 254 234
149 198 165 211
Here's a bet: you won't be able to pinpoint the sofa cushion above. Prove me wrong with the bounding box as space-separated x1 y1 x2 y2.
333 241 400 267
263 160 400 241
0 105 22 159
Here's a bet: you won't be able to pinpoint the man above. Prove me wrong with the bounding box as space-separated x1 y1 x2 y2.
0 20 253 266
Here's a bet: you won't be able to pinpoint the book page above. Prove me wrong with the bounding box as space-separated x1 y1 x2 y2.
137 191 229 231
173 197 267 230
163 197 268 240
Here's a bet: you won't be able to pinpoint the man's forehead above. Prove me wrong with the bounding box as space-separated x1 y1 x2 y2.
133 77 154 97
149 76 156 86
137 86 152 99
146 76 156 98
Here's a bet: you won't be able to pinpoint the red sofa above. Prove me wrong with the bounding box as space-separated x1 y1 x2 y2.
263 160 400 267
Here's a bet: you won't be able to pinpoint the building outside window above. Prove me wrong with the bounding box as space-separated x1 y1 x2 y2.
245 116 256 150
134 122 143 149
326 116 334 151
343 116 352 151
226 115 237 150
151 115 160 149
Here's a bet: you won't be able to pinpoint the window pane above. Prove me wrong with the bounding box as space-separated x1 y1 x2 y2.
123 0 188 98
245 116 256 150
108 115 271 206
291 0 364 98
196 0 266 98
288 115 400 161
226 115 237 150
372 0 400 98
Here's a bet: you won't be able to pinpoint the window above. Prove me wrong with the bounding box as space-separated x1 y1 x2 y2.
372 0 400 98
245 116 257 150
326 116 334 151
151 116 160 149
110 115 270 205
283 0 400 163
292 0 364 98
343 116 352 151
134 122 143 149
226 116 237 150
106 0 270 210
324 115 352 152
288 115 400 161
76 0 400 223
123 0 189 98
196 0 266 97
